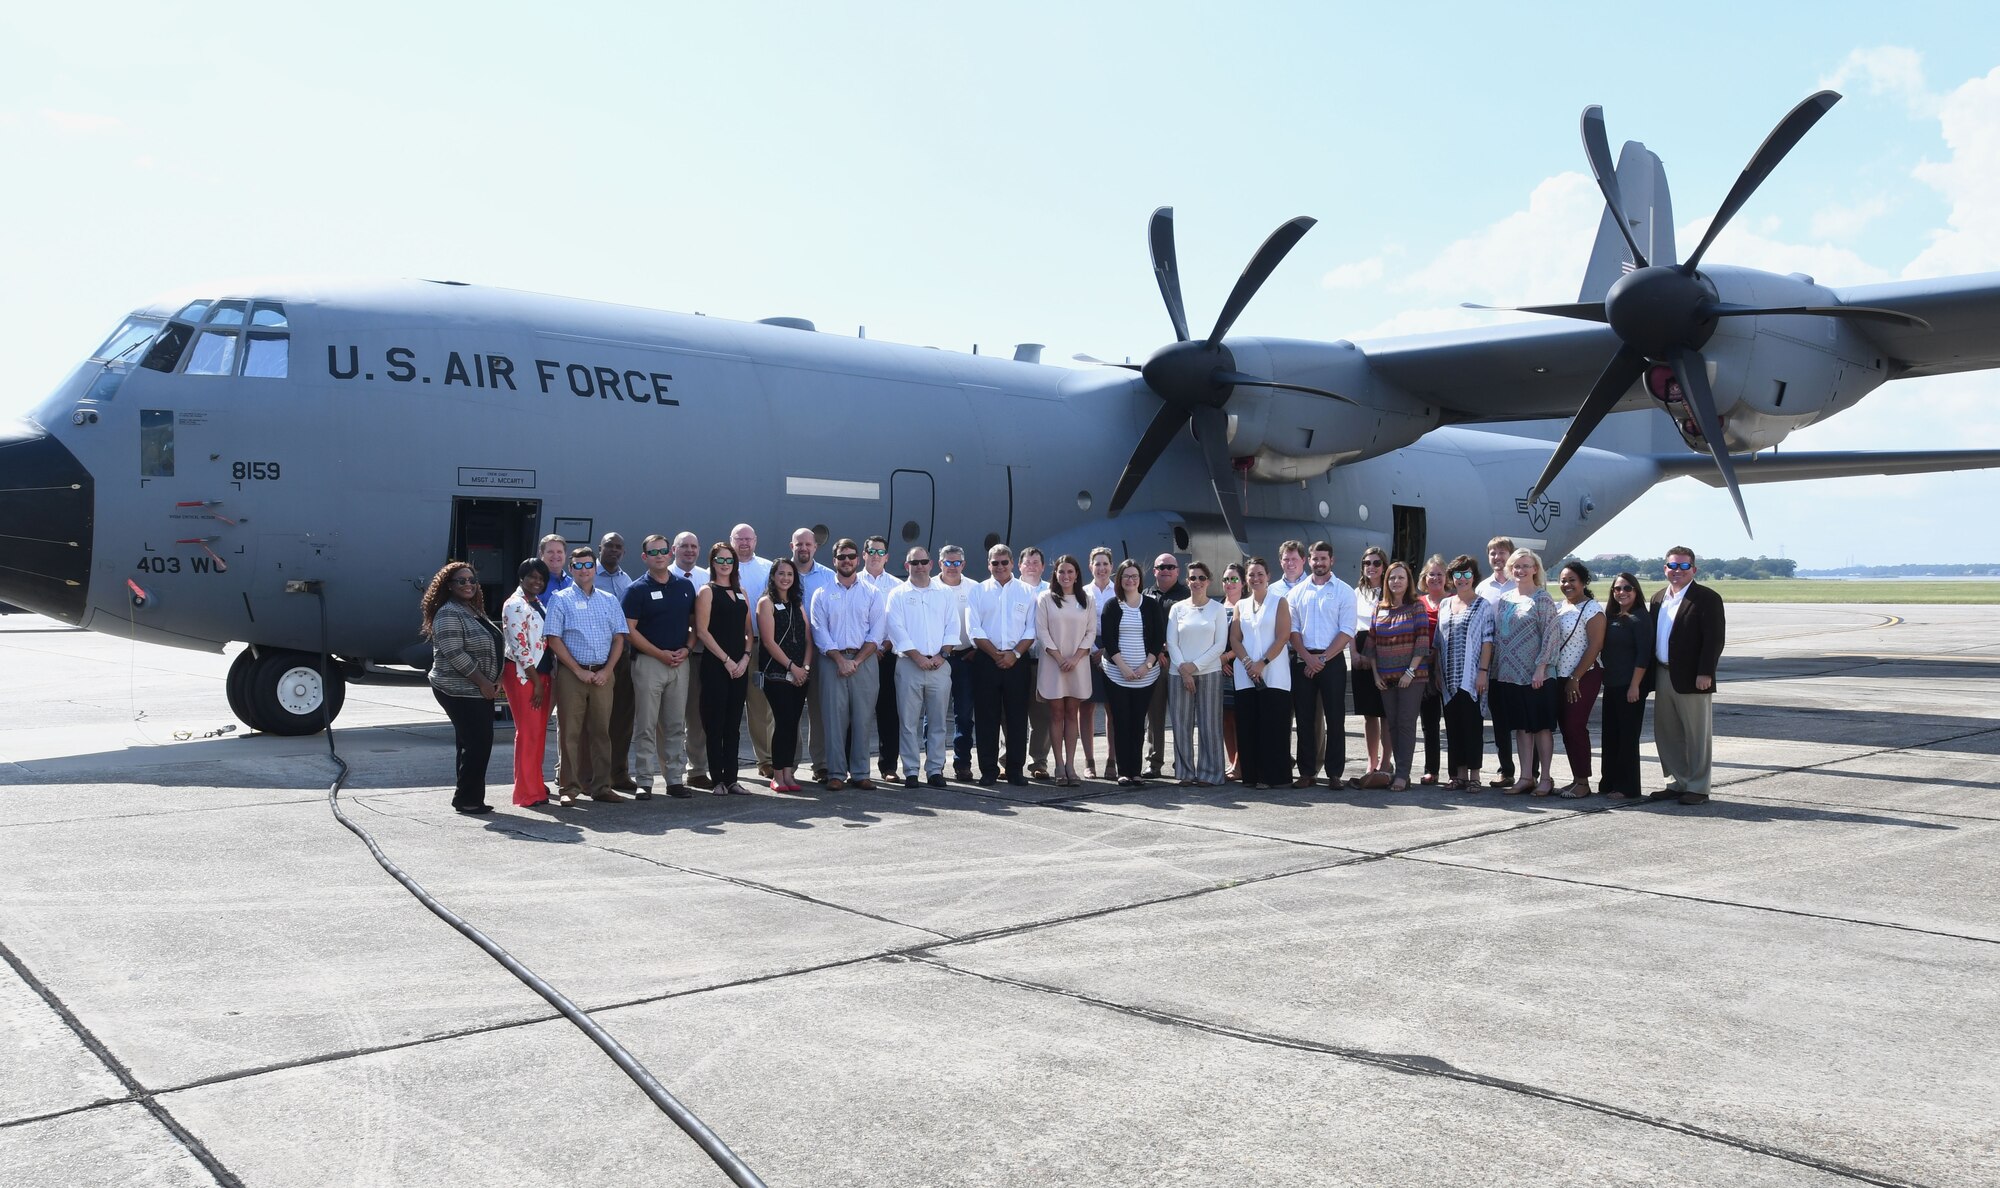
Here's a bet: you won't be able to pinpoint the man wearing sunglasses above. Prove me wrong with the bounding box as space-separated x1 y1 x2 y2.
597 533 641 795
543 545 629 805
1287 540 1356 788
623 534 699 798
1649 547 1725 805
969 544 1037 785
792 528 836 783
1142 554 1190 778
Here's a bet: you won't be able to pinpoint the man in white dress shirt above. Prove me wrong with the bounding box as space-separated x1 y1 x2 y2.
938 544 978 780
810 538 884 790
792 528 836 783
1478 535 1518 787
858 534 906 780
1287 540 1357 787
968 544 1038 786
724 524 773 778
885 545 956 788
668 532 716 787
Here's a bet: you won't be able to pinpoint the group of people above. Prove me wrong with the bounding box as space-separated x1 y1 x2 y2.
421 527 1725 816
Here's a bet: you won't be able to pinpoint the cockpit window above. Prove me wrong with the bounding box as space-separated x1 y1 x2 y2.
141 323 194 373
243 333 289 378
92 316 162 363
184 330 240 376
176 301 211 323
205 301 248 326
250 302 287 328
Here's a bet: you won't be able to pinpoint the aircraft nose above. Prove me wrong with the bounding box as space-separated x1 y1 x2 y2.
0 418 94 624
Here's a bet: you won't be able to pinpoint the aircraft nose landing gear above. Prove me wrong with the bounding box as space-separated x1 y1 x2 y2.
226 646 346 735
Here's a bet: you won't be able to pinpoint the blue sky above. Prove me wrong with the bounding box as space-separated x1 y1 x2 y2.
4 2 1996 566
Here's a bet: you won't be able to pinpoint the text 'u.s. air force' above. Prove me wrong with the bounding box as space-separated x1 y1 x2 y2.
325 346 678 406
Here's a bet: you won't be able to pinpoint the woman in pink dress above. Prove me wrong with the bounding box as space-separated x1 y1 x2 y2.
1035 554 1095 786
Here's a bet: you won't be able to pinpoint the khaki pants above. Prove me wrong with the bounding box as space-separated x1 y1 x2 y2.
554 665 616 798
631 653 692 786
1652 664 1714 794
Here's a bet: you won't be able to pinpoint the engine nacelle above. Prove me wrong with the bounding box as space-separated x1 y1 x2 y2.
1222 338 1440 482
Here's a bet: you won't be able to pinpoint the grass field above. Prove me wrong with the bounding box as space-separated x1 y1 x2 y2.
1700 578 2000 604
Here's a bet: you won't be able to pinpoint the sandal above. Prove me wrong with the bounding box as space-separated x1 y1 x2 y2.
1389 778 1408 792
1503 779 1534 795
1558 785 1592 799
1532 779 1556 797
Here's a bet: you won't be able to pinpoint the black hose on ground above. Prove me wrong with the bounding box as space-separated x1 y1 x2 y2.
307 587 768 1188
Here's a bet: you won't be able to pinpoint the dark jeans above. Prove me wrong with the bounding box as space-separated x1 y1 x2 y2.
700 653 748 784
1444 690 1484 776
876 651 900 775
1290 655 1347 781
765 676 807 769
1491 713 1516 782
1600 680 1647 795
1420 688 1442 777
949 649 976 770
1104 679 1155 779
434 687 494 808
970 650 1031 779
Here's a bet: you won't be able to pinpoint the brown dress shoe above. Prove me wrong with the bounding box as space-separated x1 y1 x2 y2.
1677 792 1710 805
589 790 626 803
1293 776 1316 788
826 778 847 791
851 778 877 791
758 762 775 779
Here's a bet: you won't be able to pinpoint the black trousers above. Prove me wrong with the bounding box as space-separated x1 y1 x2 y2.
1490 712 1516 781
1600 682 1648 795
1444 690 1484 776
764 676 807 769
1290 655 1347 781
1238 686 1294 786
876 651 900 774
700 653 748 784
970 650 1031 779
948 649 976 770
1104 679 1155 779
1420 688 1442 777
434 687 494 808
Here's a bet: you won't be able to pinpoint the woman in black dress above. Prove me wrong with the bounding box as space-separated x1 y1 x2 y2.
694 541 754 795
1598 572 1655 801
756 557 814 793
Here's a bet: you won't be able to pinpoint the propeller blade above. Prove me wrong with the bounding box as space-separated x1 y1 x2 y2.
1705 302 1931 330
1205 216 1316 347
1683 90 1841 274
1668 347 1752 536
1213 370 1359 406
1072 353 1145 370
1461 300 1609 323
1530 346 1646 501
1581 106 1650 270
1108 402 1192 516
1192 406 1249 547
1150 207 1192 343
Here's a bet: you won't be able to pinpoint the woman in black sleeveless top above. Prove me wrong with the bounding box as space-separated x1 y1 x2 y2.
756 557 815 793
694 541 753 794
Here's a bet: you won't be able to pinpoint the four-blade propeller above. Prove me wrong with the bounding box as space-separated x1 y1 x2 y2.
1464 90 1929 536
1088 207 1352 547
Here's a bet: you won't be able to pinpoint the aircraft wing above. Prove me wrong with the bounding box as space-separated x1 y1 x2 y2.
1357 319 1630 421
1655 448 2000 486
1833 273 2000 378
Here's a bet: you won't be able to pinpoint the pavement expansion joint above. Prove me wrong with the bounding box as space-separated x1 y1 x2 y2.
0 939 246 1186
909 955 1931 1188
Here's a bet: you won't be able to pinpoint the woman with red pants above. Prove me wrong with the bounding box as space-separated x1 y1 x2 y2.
1552 561 1606 798
501 558 555 807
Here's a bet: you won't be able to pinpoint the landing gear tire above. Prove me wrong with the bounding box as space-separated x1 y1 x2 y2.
235 648 346 735
225 649 265 733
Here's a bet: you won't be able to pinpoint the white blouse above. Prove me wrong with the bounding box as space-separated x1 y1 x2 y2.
1166 599 1228 676
1230 593 1292 692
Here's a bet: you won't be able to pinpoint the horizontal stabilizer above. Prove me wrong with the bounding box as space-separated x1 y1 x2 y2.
1656 449 2000 486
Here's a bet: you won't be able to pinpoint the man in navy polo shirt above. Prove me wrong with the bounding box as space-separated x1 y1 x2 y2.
624 534 699 799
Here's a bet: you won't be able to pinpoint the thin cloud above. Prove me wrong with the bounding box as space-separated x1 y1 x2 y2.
1320 256 1385 290
1809 196 1892 241
39 109 124 135
1820 46 1935 116
1906 64 2000 277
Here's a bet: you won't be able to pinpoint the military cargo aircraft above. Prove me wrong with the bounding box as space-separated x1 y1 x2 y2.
4 93 1997 734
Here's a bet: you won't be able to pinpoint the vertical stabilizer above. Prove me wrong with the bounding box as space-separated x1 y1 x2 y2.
1578 142 1674 300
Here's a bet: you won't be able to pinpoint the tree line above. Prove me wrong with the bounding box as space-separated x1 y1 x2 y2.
1566 554 1797 580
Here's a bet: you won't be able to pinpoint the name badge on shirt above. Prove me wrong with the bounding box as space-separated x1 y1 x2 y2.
651 590 663 600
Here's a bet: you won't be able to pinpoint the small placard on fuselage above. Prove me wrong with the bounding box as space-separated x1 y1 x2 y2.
458 467 536 489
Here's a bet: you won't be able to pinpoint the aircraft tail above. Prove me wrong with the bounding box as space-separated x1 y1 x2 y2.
1655 449 2000 485
1578 142 1675 301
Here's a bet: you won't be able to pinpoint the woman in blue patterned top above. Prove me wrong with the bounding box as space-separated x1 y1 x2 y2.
1488 548 1562 796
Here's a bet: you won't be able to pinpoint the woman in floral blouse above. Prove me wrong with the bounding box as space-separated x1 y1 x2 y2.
501 558 553 807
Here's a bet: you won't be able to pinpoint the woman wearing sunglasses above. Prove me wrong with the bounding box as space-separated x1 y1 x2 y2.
1598 572 1655 801
1346 546 1390 786
423 561 504 815
1434 554 1492 791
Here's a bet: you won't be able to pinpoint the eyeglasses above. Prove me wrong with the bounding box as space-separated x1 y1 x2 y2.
1188 575 1209 582
990 558 1012 567
569 560 595 570
1154 563 1179 570
1612 585 1636 594
642 547 671 557
711 556 736 566
1449 570 1475 580
1362 559 1383 567
864 547 886 556
941 559 964 567
1222 576 1241 585
834 552 859 561
1664 561 1693 571
449 575 478 586
908 558 931 566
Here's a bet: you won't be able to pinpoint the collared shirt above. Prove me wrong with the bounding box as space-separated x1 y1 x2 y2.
811 577 886 652
544 583 627 666
537 569 572 611
670 564 709 591
597 566 635 603
1287 574 1358 651
1478 573 1513 604
885 581 957 657
969 576 1037 649
938 578 974 648
623 573 697 653
1656 582 1689 657
1088 579 1117 648
732 555 769 601
858 569 904 645
795 562 836 615
1269 571 1306 601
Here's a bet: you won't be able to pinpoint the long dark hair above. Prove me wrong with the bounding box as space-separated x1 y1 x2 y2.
1608 571 1647 617
765 557 801 610
708 542 741 592
421 561 479 636
1048 553 1088 609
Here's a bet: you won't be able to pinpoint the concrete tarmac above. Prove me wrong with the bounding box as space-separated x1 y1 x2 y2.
1 603 1994 1186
